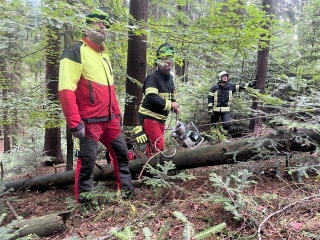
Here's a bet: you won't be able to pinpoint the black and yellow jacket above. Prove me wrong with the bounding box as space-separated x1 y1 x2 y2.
208 82 249 113
138 69 176 123
58 38 121 130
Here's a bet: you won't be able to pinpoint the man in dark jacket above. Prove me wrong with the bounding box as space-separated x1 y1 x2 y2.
59 9 134 203
208 71 254 130
137 43 180 156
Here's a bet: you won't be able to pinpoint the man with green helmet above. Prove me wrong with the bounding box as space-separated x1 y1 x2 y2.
135 43 180 156
59 9 135 204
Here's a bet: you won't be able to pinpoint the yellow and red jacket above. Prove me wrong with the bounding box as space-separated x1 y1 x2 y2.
58 39 121 130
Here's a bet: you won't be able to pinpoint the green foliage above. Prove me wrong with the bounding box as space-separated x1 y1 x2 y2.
66 182 118 213
206 169 257 221
0 213 35 240
142 161 196 189
111 211 225 240
173 211 226 239
0 126 54 181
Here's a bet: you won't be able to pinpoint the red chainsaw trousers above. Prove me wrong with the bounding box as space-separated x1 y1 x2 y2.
143 118 165 157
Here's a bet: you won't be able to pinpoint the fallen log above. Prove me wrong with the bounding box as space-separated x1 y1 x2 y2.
3 128 320 191
10 211 70 239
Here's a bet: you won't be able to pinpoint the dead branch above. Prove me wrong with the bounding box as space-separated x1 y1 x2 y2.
257 194 320 240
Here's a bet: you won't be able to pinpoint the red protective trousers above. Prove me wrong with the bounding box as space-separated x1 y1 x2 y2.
143 118 165 157
74 117 134 203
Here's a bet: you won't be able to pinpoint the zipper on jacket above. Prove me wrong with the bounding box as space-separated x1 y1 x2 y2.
101 54 112 117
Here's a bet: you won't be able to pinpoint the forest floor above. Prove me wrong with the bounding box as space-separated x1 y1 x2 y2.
2 144 320 240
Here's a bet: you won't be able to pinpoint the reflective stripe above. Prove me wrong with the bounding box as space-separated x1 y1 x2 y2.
208 92 214 96
228 90 232 106
159 92 171 99
139 107 167 120
145 87 158 95
164 100 171 111
208 103 213 107
212 106 230 112
213 91 218 107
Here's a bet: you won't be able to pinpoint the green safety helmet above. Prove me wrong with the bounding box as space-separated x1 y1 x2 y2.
84 9 112 29
156 43 175 59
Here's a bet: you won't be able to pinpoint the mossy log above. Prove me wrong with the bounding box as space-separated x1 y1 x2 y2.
3 128 319 191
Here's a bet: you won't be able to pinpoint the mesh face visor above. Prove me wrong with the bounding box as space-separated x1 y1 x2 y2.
85 11 111 29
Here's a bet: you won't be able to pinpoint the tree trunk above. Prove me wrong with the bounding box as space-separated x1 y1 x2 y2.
249 0 273 132
123 0 148 127
44 26 63 164
10 211 70 239
3 128 319 191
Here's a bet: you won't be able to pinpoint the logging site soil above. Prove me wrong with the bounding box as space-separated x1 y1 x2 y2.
2 149 320 240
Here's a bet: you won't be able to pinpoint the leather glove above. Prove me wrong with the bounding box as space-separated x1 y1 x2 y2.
71 126 85 139
132 126 148 144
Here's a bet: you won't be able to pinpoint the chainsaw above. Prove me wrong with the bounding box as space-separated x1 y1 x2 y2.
171 121 204 149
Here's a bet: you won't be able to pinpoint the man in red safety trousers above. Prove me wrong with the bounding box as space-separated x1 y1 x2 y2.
134 43 180 156
58 9 135 204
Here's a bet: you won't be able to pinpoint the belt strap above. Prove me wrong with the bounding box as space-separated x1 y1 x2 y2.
82 115 115 123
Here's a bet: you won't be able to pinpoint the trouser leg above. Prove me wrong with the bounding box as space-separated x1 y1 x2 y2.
221 112 231 130
100 118 134 192
143 118 165 157
75 137 98 203
210 113 220 125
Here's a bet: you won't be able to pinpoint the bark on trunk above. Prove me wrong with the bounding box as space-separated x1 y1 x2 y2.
10 211 70 239
123 0 148 127
3 128 319 191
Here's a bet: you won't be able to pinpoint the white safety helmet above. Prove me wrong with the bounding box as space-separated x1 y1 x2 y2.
218 71 228 80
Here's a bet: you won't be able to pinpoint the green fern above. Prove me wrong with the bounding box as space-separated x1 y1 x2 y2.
142 161 196 189
111 226 135 240
173 211 226 240
207 169 258 221
194 223 227 240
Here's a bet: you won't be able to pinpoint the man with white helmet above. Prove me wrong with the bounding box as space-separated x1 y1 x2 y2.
208 71 254 130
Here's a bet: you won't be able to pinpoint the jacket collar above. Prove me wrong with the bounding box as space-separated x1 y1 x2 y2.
82 38 105 53
157 68 171 81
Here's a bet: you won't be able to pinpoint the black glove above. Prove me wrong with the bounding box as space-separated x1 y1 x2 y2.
71 128 85 139
70 123 85 139
248 80 256 87
132 126 148 144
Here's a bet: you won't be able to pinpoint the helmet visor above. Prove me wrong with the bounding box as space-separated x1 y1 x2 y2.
86 12 111 29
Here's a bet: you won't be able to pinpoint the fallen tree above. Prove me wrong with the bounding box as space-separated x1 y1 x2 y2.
9 211 70 239
3 128 320 191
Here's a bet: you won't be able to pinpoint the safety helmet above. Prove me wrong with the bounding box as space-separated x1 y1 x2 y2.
218 71 228 80
156 43 175 59
84 9 112 29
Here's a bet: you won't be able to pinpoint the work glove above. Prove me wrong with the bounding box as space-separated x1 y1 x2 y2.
71 124 86 139
132 126 148 144
248 80 257 87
